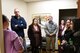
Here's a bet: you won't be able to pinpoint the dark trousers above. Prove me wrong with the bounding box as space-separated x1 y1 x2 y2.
31 46 39 53
62 44 75 53
75 45 80 53
22 38 27 53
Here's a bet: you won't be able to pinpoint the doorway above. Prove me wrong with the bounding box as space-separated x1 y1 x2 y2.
59 9 77 25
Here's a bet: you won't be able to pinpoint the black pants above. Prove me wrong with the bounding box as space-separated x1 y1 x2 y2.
75 45 80 53
31 46 39 53
62 45 75 53
23 38 27 53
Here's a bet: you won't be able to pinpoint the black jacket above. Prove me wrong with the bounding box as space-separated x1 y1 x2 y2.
28 24 42 46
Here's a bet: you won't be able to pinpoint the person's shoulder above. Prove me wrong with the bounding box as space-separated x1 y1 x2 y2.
4 29 11 33
53 22 57 25
4 30 17 36
20 16 24 19
29 24 33 27
9 30 18 39
45 21 48 25
11 15 15 17
28 24 33 30
20 16 26 21
6 30 16 34
11 16 16 19
4 30 18 41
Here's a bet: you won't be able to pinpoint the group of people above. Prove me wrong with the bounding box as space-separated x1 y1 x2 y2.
59 19 74 42
3 8 80 53
3 8 58 53
28 15 58 53
3 8 27 53
58 18 80 53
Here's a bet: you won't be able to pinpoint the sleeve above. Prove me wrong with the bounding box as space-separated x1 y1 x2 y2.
39 26 42 38
11 31 24 51
18 18 27 29
52 23 58 35
39 26 42 41
44 23 50 35
62 27 67 36
11 16 19 30
40 27 42 37
27 25 33 40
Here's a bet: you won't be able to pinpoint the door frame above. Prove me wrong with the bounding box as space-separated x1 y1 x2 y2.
0 0 4 53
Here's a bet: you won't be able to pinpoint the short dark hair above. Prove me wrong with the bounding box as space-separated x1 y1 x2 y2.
2 15 9 23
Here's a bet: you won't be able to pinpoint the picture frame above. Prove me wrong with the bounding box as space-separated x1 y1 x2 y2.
32 13 51 26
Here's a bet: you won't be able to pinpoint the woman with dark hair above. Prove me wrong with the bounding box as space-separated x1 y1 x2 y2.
28 18 42 53
61 19 75 53
63 19 73 41
59 20 65 43
58 20 65 53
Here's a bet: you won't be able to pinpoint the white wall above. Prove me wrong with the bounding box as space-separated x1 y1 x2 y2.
27 0 77 25
2 0 28 37
1 0 77 37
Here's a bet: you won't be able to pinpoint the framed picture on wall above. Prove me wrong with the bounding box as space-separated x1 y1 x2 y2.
32 13 51 26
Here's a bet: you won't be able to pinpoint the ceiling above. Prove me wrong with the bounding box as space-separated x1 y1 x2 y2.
23 0 51 2
23 0 77 3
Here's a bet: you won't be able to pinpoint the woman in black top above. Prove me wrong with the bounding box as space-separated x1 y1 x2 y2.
62 19 75 53
28 18 42 53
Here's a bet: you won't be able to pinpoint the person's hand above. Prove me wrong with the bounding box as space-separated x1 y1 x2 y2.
50 34 52 36
15 25 18 27
61 40 67 45
61 47 63 50
19 37 23 44
50 33 54 36
49 33 53 37
18 48 24 53
21 24 23 26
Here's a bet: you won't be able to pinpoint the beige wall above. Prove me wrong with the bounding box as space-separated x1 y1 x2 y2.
2 0 28 37
27 0 77 25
